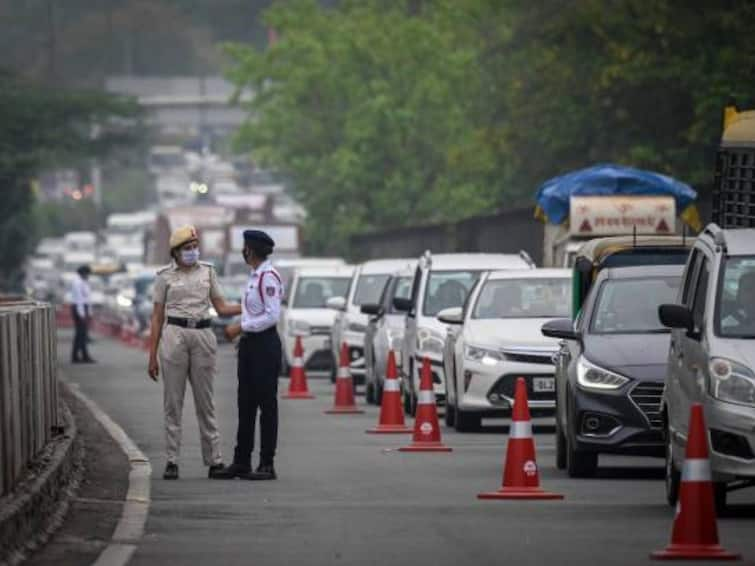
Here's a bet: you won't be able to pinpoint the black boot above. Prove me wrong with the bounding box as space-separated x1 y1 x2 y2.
210 462 251 480
208 463 225 479
242 462 277 481
163 462 179 480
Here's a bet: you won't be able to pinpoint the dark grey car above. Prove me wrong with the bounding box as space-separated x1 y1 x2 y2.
542 264 683 477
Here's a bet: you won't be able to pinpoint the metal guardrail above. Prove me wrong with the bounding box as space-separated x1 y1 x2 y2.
0 299 58 496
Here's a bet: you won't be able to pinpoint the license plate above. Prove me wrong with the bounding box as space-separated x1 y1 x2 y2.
533 377 555 393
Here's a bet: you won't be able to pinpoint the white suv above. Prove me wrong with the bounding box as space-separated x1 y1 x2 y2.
280 265 354 375
659 224 755 509
328 259 414 384
394 251 535 415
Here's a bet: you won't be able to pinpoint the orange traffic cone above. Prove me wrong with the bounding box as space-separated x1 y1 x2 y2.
478 377 563 500
651 403 740 560
325 342 364 414
366 350 412 434
399 357 451 452
283 336 315 399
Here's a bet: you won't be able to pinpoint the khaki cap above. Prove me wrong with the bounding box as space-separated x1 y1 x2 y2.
169 225 199 250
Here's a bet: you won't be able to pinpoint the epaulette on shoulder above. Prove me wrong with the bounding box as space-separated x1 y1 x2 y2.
199 261 216 270
156 264 173 274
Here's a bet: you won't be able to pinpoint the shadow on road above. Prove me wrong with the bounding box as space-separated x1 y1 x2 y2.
720 503 755 519
592 466 665 480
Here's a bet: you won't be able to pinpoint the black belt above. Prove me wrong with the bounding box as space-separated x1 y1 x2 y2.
241 327 278 338
167 317 211 329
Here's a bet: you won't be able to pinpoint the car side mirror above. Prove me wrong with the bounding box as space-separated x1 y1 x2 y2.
360 303 382 316
658 304 693 334
326 296 346 311
541 318 580 341
392 297 413 313
437 307 463 325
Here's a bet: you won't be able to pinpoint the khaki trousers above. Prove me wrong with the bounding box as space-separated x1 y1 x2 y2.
159 324 222 466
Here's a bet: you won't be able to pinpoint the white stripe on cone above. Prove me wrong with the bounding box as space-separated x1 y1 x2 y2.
682 458 712 482
338 367 350 380
384 380 400 392
417 390 435 404
293 356 303 368
509 421 533 439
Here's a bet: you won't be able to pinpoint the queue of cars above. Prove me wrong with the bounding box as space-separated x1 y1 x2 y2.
270 224 753 510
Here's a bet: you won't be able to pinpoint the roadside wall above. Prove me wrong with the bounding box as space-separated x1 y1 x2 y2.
0 300 58 496
350 207 544 264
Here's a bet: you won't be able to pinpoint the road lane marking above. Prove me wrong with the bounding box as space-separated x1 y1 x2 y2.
64 381 151 566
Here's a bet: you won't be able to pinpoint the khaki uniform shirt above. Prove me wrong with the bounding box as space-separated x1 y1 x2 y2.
153 261 222 319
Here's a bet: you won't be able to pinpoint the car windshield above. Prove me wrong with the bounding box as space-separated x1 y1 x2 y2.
473 278 571 319
591 276 681 334
292 276 351 308
716 256 755 339
423 270 479 317
390 277 413 313
353 274 390 306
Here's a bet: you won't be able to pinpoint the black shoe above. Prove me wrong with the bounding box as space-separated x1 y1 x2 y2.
163 462 179 480
242 463 277 481
82 357 97 364
209 462 251 480
208 463 226 479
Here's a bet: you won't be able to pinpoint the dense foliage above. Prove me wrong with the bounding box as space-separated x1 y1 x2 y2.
0 72 140 290
227 0 755 254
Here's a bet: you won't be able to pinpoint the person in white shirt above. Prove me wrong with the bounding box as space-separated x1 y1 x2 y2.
71 265 95 363
213 230 283 481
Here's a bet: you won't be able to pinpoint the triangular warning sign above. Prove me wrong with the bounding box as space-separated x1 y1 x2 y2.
656 218 670 233
579 219 592 233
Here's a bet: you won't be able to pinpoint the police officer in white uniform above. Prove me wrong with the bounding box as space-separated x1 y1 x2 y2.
214 230 283 480
70 265 95 363
148 225 242 480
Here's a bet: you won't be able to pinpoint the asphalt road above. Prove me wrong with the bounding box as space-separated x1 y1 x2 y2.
56 331 755 566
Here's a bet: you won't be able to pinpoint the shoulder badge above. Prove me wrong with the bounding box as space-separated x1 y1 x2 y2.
156 263 172 275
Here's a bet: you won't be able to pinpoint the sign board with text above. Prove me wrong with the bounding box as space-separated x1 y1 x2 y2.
569 196 676 236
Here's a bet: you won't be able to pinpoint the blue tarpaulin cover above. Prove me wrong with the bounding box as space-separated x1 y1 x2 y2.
535 163 698 225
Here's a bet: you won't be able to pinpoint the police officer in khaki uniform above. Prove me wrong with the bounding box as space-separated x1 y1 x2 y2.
148 225 242 480
213 230 283 481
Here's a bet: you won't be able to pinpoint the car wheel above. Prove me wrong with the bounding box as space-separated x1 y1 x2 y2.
565 408 597 477
365 382 375 405
714 482 728 515
281 353 290 378
555 415 567 470
445 396 456 428
664 424 680 507
375 380 383 406
329 355 337 383
455 408 480 432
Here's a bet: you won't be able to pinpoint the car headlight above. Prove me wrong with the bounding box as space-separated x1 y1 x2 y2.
576 356 629 390
417 328 444 355
465 345 504 366
347 322 367 333
709 358 755 407
288 319 311 336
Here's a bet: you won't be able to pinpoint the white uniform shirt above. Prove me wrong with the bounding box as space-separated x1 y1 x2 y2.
241 260 284 333
71 274 91 318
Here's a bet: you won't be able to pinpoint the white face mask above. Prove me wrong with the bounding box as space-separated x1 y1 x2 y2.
181 249 200 265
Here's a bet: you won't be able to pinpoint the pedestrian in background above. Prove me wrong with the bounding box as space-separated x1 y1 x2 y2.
214 230 282 481
71 265 95 364
148 225 242 480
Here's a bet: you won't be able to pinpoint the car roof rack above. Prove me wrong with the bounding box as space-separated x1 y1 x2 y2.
703 223 727 251
518 250 536 268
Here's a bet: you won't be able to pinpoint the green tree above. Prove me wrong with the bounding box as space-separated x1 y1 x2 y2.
0 71 141 290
